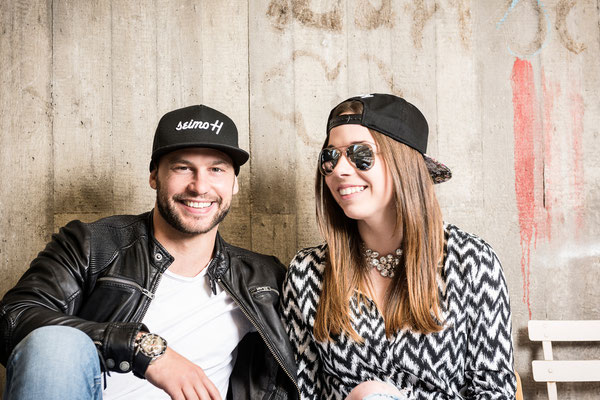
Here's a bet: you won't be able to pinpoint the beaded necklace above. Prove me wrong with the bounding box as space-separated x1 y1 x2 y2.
362 245 403 278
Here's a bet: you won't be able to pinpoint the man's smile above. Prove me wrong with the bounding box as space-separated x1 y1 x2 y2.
182 200 213 209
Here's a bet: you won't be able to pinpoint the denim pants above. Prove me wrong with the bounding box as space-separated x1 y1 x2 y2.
3 326 102 400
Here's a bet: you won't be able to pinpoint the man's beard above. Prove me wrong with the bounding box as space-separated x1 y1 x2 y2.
155 178 230 235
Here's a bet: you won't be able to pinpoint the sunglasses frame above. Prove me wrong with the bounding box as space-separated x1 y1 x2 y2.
318 142 376 176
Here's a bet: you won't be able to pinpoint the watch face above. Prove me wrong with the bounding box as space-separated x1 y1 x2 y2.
140 334 166 357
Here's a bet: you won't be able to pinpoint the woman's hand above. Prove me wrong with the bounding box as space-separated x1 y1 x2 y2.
345 380 407 400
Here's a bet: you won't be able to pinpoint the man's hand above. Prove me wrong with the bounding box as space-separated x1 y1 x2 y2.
145 347 222 400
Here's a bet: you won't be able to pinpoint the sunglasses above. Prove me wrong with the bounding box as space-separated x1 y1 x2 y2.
318 143 376 176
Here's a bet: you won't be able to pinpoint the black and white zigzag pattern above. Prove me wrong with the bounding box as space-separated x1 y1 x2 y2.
281 224 517 400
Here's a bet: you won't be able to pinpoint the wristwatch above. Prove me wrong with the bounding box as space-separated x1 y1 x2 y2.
135 332 167 363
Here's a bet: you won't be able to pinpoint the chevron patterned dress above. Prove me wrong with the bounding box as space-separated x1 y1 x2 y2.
281 224 516 399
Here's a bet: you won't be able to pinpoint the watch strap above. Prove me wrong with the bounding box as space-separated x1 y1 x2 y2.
132 332 167 378
132 347 152 378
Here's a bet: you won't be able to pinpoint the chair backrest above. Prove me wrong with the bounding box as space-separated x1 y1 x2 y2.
528 320 600 400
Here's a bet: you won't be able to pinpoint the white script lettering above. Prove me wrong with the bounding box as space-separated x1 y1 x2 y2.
175 119 224 135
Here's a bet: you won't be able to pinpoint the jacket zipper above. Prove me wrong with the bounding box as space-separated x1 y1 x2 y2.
96 277 155 300
217 277 300 398
250 286 280 296
131 273 164 322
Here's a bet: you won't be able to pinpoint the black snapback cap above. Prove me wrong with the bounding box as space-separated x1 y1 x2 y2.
151 105 249 175
327 93 451 184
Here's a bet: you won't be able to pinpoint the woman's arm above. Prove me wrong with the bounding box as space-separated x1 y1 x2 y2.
464 243 517 399
280 251 326 400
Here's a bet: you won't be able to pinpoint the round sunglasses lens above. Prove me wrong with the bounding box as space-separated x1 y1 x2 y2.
348 144 374 171
319 149 340 175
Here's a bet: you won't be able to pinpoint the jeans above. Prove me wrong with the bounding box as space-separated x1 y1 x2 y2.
3 326 102 400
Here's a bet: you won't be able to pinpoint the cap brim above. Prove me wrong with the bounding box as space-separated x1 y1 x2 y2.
150 143 249 174
423 154 452 184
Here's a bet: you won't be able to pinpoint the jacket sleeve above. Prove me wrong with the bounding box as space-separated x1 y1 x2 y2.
464 243 517 399
280 252 326 400
0 220 147 372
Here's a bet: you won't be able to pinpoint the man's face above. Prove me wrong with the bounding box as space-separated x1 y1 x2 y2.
150 147 239 235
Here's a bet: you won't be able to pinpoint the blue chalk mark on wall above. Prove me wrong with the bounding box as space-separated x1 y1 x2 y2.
496 0 551 58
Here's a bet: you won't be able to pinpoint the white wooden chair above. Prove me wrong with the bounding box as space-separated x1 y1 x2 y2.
528 320 600 400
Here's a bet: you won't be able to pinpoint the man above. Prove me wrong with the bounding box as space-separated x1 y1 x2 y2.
0 105 298 399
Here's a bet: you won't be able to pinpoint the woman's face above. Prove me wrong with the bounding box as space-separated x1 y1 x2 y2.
324 124 395 225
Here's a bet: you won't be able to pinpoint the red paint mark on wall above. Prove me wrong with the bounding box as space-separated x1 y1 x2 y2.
540 73 586 243
511 58 538 319
541 70 560 242
569 90 585 234
511 64 587 320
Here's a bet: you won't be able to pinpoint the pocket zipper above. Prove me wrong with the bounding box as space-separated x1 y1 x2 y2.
96 277 155 299
250 286 280 296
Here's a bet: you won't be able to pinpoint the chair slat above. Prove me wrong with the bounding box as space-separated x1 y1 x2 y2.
528 320 600 341
542 340 553 361
532 360 600 382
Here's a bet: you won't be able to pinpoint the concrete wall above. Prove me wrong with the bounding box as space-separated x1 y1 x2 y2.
1 1 599 398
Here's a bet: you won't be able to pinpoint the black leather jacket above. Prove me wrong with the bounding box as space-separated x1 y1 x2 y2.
0 212 299 400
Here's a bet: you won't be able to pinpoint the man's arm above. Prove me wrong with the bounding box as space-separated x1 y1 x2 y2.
1 219 224 399
0 220 145 373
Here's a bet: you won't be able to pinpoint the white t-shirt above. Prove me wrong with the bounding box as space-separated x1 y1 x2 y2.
103 266 254 399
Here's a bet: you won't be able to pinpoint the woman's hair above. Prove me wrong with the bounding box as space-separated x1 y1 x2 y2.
314 100 445 342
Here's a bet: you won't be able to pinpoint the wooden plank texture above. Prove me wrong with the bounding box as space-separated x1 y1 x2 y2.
155 0 204 112
434 0 483 221
249 0 298 261
52 0 113 215
0 0 53 393
110 0 157 215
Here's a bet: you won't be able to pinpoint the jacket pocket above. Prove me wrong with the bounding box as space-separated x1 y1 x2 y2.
267 386 289 400
249 286 280 302
78 277 147 322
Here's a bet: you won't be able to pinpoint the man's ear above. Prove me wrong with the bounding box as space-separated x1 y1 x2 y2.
232 175 239 195
149 168 158 190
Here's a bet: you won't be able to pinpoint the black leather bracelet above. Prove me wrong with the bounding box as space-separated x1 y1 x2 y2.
132 348 152 379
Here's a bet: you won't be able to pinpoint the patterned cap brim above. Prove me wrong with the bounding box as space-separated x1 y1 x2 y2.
423 154 452 184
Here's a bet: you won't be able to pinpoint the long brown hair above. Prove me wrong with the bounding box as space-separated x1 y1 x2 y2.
314 100 445 342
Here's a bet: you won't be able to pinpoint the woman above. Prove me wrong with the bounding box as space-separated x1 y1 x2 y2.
281 94 516 399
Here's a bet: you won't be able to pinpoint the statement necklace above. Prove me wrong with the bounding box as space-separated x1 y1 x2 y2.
362 244 403 278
